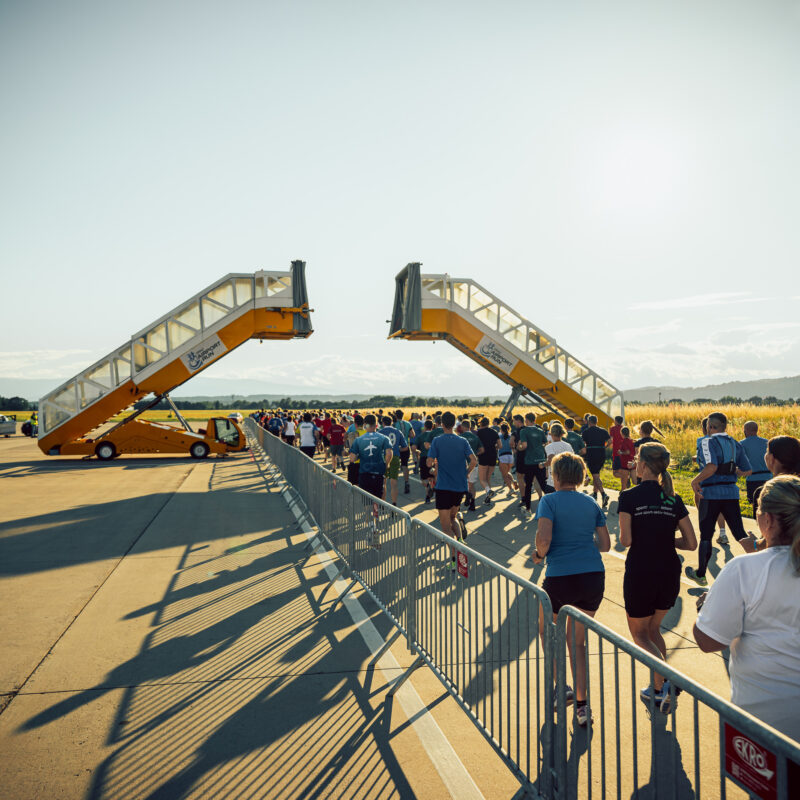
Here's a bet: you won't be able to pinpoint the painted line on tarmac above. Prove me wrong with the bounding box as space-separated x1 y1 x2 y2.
254 446 485 800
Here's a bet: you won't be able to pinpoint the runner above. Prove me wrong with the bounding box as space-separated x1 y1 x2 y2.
518 412 552 515
511 414 529 508
409 412 424 474
349 414 393 500
609 415 624 465
394 410 413 494
581 415 611 509
328 415 347 472
563 418 586 458
687 412 755 587
739 421 770 516
320 412 333 456
298 412 318 458
282 415 296 446
267 413 284 438
497 423 517 493
614 426 636 492
544 423 573 490
475 416 500 504
346 414 365 485
378 416 409 506
459 418 483 512
619 442 697 712
427 411 477 572
696 416 728 543
416 419 437 502
533 451 611 726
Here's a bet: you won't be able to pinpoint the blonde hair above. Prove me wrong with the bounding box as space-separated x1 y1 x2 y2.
758 475 800 574
638 442 674 497
552 451 585 487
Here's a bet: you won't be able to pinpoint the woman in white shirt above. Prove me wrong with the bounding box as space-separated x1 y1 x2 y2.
544 424 574 489
693 474 800 742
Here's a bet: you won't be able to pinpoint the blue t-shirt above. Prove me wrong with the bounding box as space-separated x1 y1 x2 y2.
410 419 423 439
696 434 752 500
350 431 392 474
267 417 284 434
739 435 770 481
534 491 606 577
427 433 474 492
378 426 408 457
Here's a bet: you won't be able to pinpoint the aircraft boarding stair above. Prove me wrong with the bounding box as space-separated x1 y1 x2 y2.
389 264 623 426
39 261 312 456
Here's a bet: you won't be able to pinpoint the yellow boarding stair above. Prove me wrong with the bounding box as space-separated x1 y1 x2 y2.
38 261 312 456
389 264 623 426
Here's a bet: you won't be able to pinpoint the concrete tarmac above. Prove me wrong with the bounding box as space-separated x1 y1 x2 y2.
0 435 519 800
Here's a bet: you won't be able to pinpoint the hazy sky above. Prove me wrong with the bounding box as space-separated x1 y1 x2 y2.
2 1 799 398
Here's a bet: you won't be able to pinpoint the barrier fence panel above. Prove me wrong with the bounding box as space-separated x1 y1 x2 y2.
247 420 414 642
245 419 799 799
409 519 555 798
554 605 800 800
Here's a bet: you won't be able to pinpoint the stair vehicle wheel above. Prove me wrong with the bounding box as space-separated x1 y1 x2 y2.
190 442 210 459
95 442 116 461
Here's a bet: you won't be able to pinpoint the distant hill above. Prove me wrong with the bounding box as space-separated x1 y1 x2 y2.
623 375 800 403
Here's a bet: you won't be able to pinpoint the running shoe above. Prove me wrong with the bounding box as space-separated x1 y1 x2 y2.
717 532 729 545
591 492 598 502
447 557 456 572
424 490 432 503
553 685 575 712
602 494 609 510
483 494 493 505
468 500 476 512
659 681 681 714
640 684 665 705
404 482 410 494
685 567 708 587
456 512 468 541
575 703 593 727
487 489 496 500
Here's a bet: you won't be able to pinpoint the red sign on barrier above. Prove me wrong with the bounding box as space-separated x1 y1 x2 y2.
724 723 776 800
457 551 469 578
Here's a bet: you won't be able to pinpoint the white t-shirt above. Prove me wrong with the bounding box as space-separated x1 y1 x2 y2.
696 546 800 742
298 422 317 447
283 420 295 436
545 441 573 486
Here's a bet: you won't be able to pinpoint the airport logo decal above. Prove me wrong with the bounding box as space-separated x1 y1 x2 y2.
476 336 518 375
181 334 227 373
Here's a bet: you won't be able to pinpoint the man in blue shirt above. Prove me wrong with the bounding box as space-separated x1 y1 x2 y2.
349 414 393 500
739 421 770 515
378 416 409 506
427 411 478 571
267 413 284 437
688 412 754 586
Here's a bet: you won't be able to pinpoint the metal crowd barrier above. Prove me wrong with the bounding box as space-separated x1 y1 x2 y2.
554 605 800 800
245 419 800 800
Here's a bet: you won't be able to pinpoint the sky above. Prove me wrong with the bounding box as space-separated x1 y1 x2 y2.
2 1 799 399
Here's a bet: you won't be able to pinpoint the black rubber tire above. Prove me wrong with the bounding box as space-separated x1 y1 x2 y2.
190 442 210 459
95 442 116 461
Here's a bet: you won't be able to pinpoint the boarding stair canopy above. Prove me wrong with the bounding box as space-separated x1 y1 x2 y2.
389 264 623 425
38 262 313 455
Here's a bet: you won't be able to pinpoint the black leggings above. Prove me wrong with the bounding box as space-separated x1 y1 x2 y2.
697 498 748 577
522 463 553 509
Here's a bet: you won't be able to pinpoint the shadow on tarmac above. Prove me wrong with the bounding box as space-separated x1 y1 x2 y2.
19 522 418 799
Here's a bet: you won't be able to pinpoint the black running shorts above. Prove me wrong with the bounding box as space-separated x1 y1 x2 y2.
478 453 497 468
359 471 385 500
585 450 605 475
542 571 605 614
623 567 680 618
435 489 464 510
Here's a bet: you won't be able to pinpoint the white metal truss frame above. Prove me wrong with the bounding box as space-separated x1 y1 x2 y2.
39 270 296 437
418 274 623 418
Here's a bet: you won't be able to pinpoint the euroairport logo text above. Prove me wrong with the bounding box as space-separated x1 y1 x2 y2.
181 335 227 373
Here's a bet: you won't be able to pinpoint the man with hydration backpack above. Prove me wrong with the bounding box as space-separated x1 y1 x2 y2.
687 412 754 587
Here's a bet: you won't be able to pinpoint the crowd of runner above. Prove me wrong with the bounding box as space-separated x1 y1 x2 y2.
252 406 800 738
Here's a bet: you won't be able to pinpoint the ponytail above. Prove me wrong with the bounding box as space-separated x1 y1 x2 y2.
638 442 674 497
